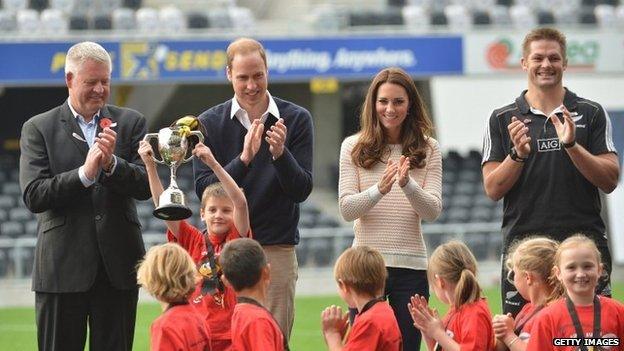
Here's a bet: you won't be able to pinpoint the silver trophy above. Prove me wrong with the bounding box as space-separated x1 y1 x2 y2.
143 125 204 220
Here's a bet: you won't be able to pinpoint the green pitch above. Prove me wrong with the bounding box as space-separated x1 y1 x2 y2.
1 285 622 351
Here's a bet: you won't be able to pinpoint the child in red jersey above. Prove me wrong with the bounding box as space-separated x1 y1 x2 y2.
321 246 402 351
527 234 624 351
219 238 286 351
137 243 212 351
139 140 251 351
492 237 560 351
409 241 495 351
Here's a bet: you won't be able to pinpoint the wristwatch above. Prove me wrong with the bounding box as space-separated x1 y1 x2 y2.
562 140 576 149
510 147 527 163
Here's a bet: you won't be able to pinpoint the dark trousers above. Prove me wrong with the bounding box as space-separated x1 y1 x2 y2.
35 267 138 351
349 267 428 351
502 233 612 316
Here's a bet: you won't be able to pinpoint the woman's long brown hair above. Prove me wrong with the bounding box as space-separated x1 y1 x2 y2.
351 67 434 169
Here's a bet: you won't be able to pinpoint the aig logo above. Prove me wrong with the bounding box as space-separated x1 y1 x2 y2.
537 138 561 152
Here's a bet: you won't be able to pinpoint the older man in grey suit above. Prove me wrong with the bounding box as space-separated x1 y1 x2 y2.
19 42 150 351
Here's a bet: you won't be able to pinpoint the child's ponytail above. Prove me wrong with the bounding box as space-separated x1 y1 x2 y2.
429 241 483 309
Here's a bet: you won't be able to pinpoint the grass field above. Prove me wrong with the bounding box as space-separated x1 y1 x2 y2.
1 284 622 350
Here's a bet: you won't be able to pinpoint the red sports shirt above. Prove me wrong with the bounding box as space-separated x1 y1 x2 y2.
231 302 285 351
527 296 624 351
150 303 212 351
437 298 495 351
344 300 402 351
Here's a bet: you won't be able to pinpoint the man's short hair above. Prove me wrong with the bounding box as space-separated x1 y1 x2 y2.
334 246 387 296
522 27 567 61
226 37 267 69
65 41 112 75
220 238 267 291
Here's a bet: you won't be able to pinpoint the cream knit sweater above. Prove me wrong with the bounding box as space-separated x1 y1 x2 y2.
338 135 443 270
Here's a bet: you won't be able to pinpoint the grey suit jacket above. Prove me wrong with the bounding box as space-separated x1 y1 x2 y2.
19 101 151 292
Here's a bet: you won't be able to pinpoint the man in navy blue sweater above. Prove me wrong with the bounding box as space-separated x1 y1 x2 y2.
193 37 313 341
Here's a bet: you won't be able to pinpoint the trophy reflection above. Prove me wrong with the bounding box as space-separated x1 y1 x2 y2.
143 117 204 220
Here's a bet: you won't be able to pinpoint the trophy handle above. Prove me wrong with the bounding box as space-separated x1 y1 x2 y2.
143 133 166 165
183 131 205 163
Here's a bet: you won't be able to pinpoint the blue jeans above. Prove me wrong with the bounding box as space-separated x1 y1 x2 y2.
349 267 428 351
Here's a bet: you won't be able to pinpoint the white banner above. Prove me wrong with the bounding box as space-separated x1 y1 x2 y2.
465 31 624 75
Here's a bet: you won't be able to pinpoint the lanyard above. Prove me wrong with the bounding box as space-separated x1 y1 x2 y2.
434 310 456 351
194 234 225 306
513 304 544 335
565 295 601 351
237 296 290 351
359 296 385 315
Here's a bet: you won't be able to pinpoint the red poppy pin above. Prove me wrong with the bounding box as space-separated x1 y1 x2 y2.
99 117 117 129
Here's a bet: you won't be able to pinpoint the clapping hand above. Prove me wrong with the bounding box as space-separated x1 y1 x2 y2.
408 294 443 338
240 119 264 166
266 118 286 159
508 116 531 158
492 313 515 340
96 127 117 171
378 160 398 194
398 155 411 188
321 305 349 338
550 106 575 146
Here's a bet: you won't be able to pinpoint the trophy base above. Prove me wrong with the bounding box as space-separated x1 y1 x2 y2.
153 204 193 221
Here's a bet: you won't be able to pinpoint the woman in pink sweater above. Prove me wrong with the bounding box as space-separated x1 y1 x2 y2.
338 67 443 351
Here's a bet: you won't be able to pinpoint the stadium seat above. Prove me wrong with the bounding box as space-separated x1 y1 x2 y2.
95 0 120 14
444 4 472 31
208 8 233 28
594 4 616 27
1 221 23 238
122 0 140 10
510 5 537 29
16 8 39 34
388 0 406 7
402 5 430 31
616 5 624 26
9 208 32 222
488 5 511 26
447 207 469 223
554 4 580 25
135 7 158 33
537 10 556 25
72 0 94 15
40 8 68 34
112 7 134 30
49 0 74 13
159 5 186 33
295 241 309 266
69 14 89 30
3 0 28 12
579 8 598 24
24 220 38 236
93 14 112 29
496 0 512 5
473 10 491 25
311 238 333 266
430 11 448 26
0 209 7 222
28 0 48 11
0 195 15 209
0 10 15 31
310 4 347 32
2 182 21 196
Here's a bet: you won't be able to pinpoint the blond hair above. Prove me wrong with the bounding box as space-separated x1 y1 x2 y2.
226 37 267 69
334 246 387 297
200 182 230 209
550 234 603 299
137 243 197 304
507 236 561 302
428 241 482 308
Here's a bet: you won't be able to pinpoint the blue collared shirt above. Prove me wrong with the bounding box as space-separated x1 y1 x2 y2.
68 98 117 187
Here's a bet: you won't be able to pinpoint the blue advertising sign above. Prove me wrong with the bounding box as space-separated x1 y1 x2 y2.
0 36 462 84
